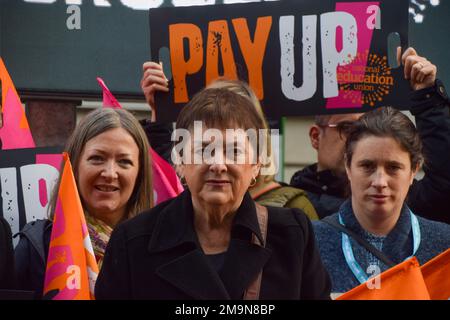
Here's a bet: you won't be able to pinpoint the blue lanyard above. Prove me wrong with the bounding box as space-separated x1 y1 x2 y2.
339 210 421 284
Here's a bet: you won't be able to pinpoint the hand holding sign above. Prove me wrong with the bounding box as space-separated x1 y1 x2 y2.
398 47 437 91
141 61 169 122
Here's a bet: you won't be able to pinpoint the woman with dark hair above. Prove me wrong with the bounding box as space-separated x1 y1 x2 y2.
313 107 450 296
140 62 319 220
14 108 153 299
96 87 331 299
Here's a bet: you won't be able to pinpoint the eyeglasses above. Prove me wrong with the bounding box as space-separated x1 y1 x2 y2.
319 121 355 139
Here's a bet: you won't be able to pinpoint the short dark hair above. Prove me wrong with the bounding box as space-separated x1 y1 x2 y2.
345 107 423 169
176 87 265 133
207 79 276 179
174 87 267 167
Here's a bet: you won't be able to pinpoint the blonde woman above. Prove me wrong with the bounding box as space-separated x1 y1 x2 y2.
15 108 153 299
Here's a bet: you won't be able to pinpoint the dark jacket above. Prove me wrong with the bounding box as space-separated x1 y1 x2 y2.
291 80 450 223
0 216 15 289
140 120 174 164
290 164 349 219
95 190 331 300
313 200 450 294
14 219 52 299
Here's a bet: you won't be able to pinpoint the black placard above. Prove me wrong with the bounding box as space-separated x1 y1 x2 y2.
151 0 411 122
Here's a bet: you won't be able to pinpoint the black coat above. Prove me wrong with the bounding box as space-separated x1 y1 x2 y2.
95 191 331 300
14 219 52 299
140 120 174 164
0 216 15 289
290 80 450 223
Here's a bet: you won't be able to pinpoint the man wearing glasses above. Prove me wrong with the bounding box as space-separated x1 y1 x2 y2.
290 48 450 224
290 114 362 218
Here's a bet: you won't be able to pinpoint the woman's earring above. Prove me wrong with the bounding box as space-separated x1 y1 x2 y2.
249 176 257 187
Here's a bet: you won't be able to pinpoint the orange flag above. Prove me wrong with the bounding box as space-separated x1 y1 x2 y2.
421 249 450 300
43 153 99 300
337 257 431 300
0 58 35 149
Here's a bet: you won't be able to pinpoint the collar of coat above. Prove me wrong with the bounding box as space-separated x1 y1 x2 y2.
147 189 266 253
291 163 350 198
145 189 273 299
337 199 415 266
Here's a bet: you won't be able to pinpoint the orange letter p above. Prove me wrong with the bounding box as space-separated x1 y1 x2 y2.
169 23 204 103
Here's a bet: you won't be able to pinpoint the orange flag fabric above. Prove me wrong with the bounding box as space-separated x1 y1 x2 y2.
43 153 99 300
0 58 35 149
421 249 450 300
337 257 431 300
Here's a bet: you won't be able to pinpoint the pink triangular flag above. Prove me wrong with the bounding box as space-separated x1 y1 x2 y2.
150 147 184 205
0 58 35 149
96 77 122 109
95 76 183 204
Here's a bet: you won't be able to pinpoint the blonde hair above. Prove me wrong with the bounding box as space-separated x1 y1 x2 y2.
49 108 153 221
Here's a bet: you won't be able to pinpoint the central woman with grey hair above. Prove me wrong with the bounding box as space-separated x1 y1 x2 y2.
96 87 331 299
